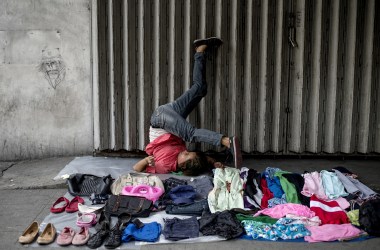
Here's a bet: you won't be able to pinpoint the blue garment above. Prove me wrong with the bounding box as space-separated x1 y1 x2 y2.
268 194 287 208
150 52 223 146
264 175 284 198
320 170 348 199
122 222 161 242
242 218 310 241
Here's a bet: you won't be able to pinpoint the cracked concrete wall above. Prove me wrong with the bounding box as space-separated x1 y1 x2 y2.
0 0 93 160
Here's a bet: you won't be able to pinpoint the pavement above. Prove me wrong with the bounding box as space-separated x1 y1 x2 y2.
1 155 380 250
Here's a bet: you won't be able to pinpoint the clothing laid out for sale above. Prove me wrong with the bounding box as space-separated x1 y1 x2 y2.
38 164 379 249
208 167 244 213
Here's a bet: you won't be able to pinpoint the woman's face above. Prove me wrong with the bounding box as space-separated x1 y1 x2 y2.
177 150 197 165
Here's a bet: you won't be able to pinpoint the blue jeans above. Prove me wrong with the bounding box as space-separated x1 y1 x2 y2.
150 52 223 146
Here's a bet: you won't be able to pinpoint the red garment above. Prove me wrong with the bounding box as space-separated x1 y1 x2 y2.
145 133 186 174
310 194 350 225
260 178 274 209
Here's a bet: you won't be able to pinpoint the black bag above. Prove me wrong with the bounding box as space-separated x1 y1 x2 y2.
165 199 209 216
359 198 380 236
104 195 153 218
164 177 188 191
67 174 113 196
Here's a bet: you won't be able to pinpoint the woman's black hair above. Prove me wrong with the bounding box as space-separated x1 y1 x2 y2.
177 151 210 176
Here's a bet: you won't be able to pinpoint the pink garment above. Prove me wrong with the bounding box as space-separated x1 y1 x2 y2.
253 203 316 219
332 197 350 210
302 171 328 199
305 224 362 242
145 133 186 174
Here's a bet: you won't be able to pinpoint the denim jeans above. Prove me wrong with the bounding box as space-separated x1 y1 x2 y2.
150 52 223 146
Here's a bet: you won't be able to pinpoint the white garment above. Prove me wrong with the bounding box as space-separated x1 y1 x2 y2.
208 167 244 213
149 126 168 142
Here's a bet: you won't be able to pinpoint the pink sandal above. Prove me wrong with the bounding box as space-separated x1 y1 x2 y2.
76 213 97 227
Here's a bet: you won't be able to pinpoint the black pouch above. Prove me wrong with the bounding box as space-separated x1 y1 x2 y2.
359 198 380 236
166 199 209 216
67 174 113 196
104 195 153 218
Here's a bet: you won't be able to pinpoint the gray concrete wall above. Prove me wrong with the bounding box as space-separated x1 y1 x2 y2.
0 0 93 160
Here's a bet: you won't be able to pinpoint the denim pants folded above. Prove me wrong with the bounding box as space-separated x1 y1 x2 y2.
163 217 199 241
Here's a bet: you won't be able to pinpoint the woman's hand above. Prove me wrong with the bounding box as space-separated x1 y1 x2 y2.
213 161 224 169
146 156 155 166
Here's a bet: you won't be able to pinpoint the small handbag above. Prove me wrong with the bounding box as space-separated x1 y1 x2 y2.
121 184 164 202
104 195 153 218
111 172 164 195
67 174 113 196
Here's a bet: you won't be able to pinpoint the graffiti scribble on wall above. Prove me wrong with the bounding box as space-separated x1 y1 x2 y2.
38 48 66 89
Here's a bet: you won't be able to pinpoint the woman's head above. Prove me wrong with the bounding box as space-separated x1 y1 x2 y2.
177 150 209 176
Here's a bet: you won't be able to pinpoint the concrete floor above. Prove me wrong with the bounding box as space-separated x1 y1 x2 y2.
0 156 379 250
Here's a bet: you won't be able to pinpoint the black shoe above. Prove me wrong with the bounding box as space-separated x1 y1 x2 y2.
193 37 223 49
103 223 122 249
87 226 109 249
229 136 243 169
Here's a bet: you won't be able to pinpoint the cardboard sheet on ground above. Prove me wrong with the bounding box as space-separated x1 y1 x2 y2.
37 156 225 248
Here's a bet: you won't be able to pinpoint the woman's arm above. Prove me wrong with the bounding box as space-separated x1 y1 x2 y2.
133 156 155 172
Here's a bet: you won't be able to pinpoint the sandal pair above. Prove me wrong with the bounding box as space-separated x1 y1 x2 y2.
76 212 97 227
50 196 84 213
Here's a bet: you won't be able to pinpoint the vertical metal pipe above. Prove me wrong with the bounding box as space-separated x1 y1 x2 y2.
228 0 238 136
324 0 340 153
183 0 191 90
153 0 160 109
138 0 145 148
358 0 375 153
341 0 357 153
214 0 222 134
257 0 268 152
122 0 129 149
308 0 322 152
272 0 284 152
168 0 175 101
243 0 253 151
92 0 100 151
290 0 305 153
107 0 115 149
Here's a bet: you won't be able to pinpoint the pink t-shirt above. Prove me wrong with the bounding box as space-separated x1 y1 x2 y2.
145 133 186 174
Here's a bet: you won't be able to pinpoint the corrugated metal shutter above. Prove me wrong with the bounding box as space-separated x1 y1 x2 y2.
93 0 380 155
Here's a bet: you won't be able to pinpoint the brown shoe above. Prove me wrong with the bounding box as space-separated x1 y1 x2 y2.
19 221 39 244
36 223 56 245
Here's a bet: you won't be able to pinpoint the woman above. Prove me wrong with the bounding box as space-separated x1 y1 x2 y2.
133 37 242 176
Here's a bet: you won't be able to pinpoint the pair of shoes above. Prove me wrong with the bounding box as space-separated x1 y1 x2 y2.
87 223 109 249
50 196 84 213
19 222 56 245
56 226 89 246
36 223 56 245
229 136 243 169
18 221 39 244
76 212 97 227
103 222 122 249
193 37 223 50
